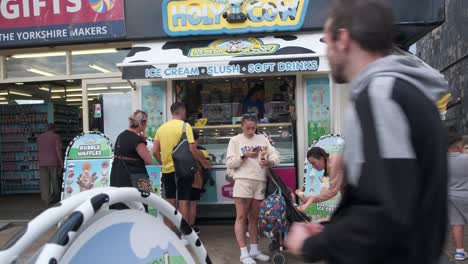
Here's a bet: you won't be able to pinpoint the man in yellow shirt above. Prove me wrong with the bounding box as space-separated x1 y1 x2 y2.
153 102 196 224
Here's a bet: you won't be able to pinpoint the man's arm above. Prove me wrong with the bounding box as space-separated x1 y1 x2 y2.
152 140 162 165
300 78 423 263
184 124 198 158
55 135 63 168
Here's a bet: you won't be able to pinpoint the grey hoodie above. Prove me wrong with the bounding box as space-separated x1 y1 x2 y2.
302 53 449 264
351 55 448 102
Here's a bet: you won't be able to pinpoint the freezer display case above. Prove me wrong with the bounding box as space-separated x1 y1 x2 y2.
192 122 294 166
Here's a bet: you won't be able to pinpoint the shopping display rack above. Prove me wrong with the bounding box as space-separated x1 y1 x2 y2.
0 187 212 264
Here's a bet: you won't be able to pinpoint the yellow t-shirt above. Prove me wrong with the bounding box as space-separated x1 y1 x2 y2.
154 120 195 173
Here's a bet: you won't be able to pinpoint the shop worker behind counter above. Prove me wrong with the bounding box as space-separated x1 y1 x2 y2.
152 102 197 224
285 0 449 263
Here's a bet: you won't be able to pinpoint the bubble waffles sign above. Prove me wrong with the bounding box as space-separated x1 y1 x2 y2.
0 0 126 46
62 132 114 199
163 0 310 36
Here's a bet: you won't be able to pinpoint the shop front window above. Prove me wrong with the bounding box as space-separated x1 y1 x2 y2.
71 49 129 75
177 76 296 166
6 52 67 78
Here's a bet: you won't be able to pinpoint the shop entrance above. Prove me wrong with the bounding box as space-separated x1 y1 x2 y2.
175 75 298 218
0 78 132 198
176 75 296 167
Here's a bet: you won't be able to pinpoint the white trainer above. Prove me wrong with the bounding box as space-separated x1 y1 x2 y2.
250 252 270 262
240 256 256 264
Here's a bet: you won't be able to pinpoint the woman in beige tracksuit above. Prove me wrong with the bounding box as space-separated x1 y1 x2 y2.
226 114 280 264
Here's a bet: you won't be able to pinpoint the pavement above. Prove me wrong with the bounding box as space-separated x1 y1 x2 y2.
0 194 462 263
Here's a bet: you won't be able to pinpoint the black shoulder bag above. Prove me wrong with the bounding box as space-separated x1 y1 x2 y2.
172 122 196 180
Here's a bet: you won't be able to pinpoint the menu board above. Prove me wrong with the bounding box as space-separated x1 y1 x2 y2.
62 132 114 200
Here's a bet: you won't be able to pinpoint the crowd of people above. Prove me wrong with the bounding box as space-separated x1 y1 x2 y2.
101 0 464 263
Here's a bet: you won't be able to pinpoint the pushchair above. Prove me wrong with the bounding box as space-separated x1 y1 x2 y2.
0 187 211 264
259 169 311 264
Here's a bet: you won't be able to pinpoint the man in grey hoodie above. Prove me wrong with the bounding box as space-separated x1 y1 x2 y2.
447 133 468 261
285 0 448 263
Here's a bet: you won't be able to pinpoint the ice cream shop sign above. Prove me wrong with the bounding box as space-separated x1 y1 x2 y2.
163 0 310 36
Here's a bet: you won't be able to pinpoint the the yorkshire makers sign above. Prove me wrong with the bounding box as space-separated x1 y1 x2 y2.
0 0 126 46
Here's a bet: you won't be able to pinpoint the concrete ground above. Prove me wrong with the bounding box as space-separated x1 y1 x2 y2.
0 194 461 263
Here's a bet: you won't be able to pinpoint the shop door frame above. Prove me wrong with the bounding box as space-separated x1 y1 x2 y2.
81 78 135 132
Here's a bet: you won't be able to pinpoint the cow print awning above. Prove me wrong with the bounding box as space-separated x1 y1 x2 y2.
118 33 329 79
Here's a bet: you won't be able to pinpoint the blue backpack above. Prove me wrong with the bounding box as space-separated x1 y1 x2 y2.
258 191 289 239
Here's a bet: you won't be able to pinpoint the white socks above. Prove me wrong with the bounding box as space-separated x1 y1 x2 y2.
456 248 465 253
241 244 259 258
240 247 249 258
250 244 259 255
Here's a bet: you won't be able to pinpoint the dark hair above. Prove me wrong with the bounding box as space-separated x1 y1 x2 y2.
193 130 199 140
327 0 394 54
448 133 463 148
171 102 186 114
241 114 258 124
307 147 330 176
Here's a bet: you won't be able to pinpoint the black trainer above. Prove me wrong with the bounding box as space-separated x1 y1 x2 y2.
192 225 200 234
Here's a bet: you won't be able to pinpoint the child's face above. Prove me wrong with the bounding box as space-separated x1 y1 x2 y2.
308 156 325 171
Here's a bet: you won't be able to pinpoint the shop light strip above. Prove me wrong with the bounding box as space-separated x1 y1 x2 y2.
39 87 50 92
12 52 66 59
73 49 118 55
89 64 111 73
51 96 62 99
66 98 82 102
66 88 82 92
0 102 8 105
66 94 82 98
9 91 32 97
51 89 66 93
110 86 132 89
100 92 126 95
10 49 117 59
0 92 8 96
88 87 108 91
26 68 56 77
0 97 6 100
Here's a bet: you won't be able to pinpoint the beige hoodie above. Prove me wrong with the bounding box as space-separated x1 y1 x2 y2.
226 134 280 182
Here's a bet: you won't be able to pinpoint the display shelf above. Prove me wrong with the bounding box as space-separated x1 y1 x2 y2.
0 103 55 195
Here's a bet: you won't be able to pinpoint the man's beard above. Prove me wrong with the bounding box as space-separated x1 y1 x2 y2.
331 63 347 84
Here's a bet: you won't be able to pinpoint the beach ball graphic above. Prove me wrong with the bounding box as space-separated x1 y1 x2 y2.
89 0 114 13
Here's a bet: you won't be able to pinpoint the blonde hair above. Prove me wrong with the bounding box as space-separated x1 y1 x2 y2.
129 110 148 128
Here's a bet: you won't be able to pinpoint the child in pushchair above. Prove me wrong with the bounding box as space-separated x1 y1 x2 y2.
258 169 312 264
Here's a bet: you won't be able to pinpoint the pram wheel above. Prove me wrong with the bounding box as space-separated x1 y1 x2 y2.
271 252 286 264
